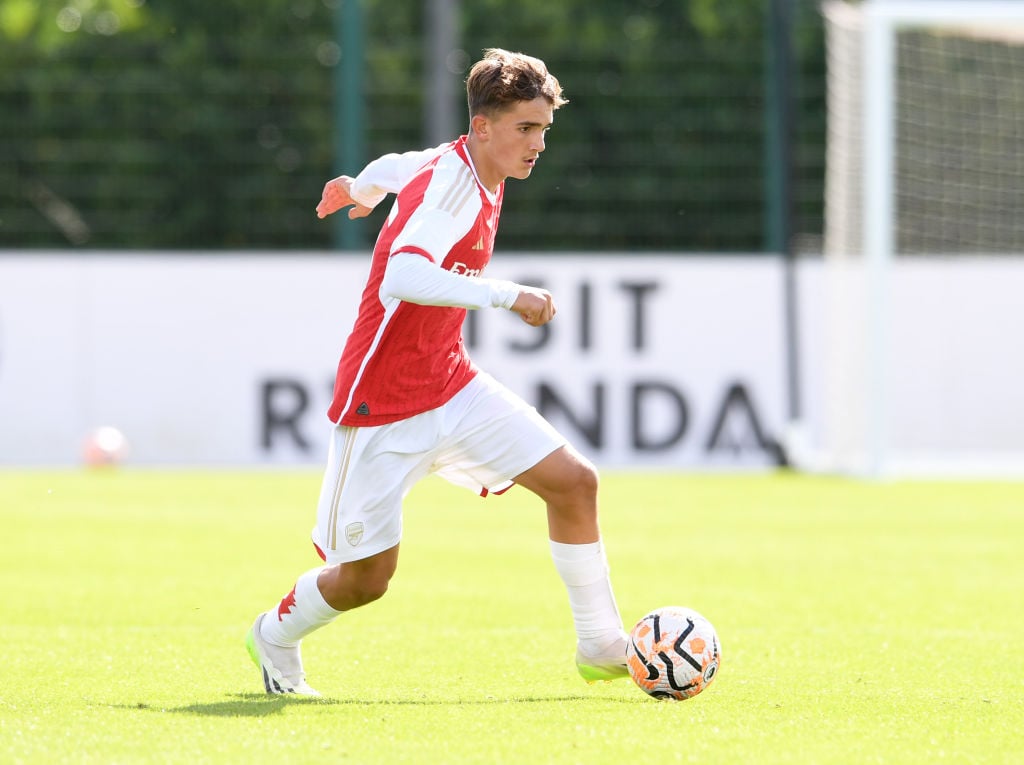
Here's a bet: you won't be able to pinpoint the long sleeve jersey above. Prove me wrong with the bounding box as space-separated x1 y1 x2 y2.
327 136 520 426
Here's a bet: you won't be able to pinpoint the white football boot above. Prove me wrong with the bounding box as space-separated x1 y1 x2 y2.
575 631 630 683
245 613 321 696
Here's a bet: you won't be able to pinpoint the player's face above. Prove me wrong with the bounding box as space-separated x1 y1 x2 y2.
473 97 554 190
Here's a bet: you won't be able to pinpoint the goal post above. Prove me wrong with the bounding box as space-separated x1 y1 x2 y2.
819 0 1024 477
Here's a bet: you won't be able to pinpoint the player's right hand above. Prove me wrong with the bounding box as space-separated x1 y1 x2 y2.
511 287 556 327
316 176 373 219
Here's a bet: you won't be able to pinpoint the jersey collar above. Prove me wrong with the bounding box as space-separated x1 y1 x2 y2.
455 135 499 204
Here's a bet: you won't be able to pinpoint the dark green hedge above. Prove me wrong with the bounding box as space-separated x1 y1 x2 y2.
0 0 826 252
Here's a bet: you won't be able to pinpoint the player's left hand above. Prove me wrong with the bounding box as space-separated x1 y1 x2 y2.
511 287 556 327
316 176 373 219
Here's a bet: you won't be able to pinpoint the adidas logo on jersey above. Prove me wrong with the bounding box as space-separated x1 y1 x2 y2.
471 237 484 250
356 402 370 415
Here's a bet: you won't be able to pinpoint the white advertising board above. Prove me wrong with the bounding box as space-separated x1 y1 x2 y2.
0 253 787 468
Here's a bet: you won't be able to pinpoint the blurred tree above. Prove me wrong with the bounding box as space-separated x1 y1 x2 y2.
0 0 825 252
461 0 768 250
1 0 336 248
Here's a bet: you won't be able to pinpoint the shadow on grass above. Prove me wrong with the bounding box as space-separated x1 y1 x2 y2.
114 694 334 718
118 692 638 717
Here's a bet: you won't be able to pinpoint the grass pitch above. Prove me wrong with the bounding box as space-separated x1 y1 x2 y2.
2 470 1022 764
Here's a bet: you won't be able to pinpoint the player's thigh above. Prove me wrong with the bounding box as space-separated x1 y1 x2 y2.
512 442 598 503
435 373 567 491
314 420 435 564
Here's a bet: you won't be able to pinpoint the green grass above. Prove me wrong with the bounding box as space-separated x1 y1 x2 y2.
2 470 1022 764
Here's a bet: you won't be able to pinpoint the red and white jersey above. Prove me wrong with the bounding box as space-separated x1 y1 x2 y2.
328 136 505 426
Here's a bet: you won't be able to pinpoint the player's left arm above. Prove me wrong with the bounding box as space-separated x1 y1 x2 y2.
375 155 555 326
380 253 556 326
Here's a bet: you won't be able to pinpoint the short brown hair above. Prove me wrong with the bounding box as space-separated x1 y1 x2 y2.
466 48 567 118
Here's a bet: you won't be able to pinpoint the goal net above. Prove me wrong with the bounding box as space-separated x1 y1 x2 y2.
819 0 1024 477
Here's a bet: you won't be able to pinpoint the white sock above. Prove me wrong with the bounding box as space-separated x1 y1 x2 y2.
549 540 625 655
260 567 342 648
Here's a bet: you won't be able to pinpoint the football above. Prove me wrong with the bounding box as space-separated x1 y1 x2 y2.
82 426 129 467
626 606 721 700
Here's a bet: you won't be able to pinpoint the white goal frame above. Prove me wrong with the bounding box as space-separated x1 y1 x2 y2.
822 0 1024 478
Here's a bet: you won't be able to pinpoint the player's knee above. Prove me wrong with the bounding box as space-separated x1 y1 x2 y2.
350 576 390 606
319 563 393 610
567 453 599 501
549 459 599 517
520 446 599 507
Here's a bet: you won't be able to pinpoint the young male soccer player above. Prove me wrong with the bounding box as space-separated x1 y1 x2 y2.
246 48 628 695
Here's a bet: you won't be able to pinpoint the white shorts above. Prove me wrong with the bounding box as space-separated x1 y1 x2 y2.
311 371 566 564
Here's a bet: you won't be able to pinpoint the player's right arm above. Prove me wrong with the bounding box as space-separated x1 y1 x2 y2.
315 144 451 219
